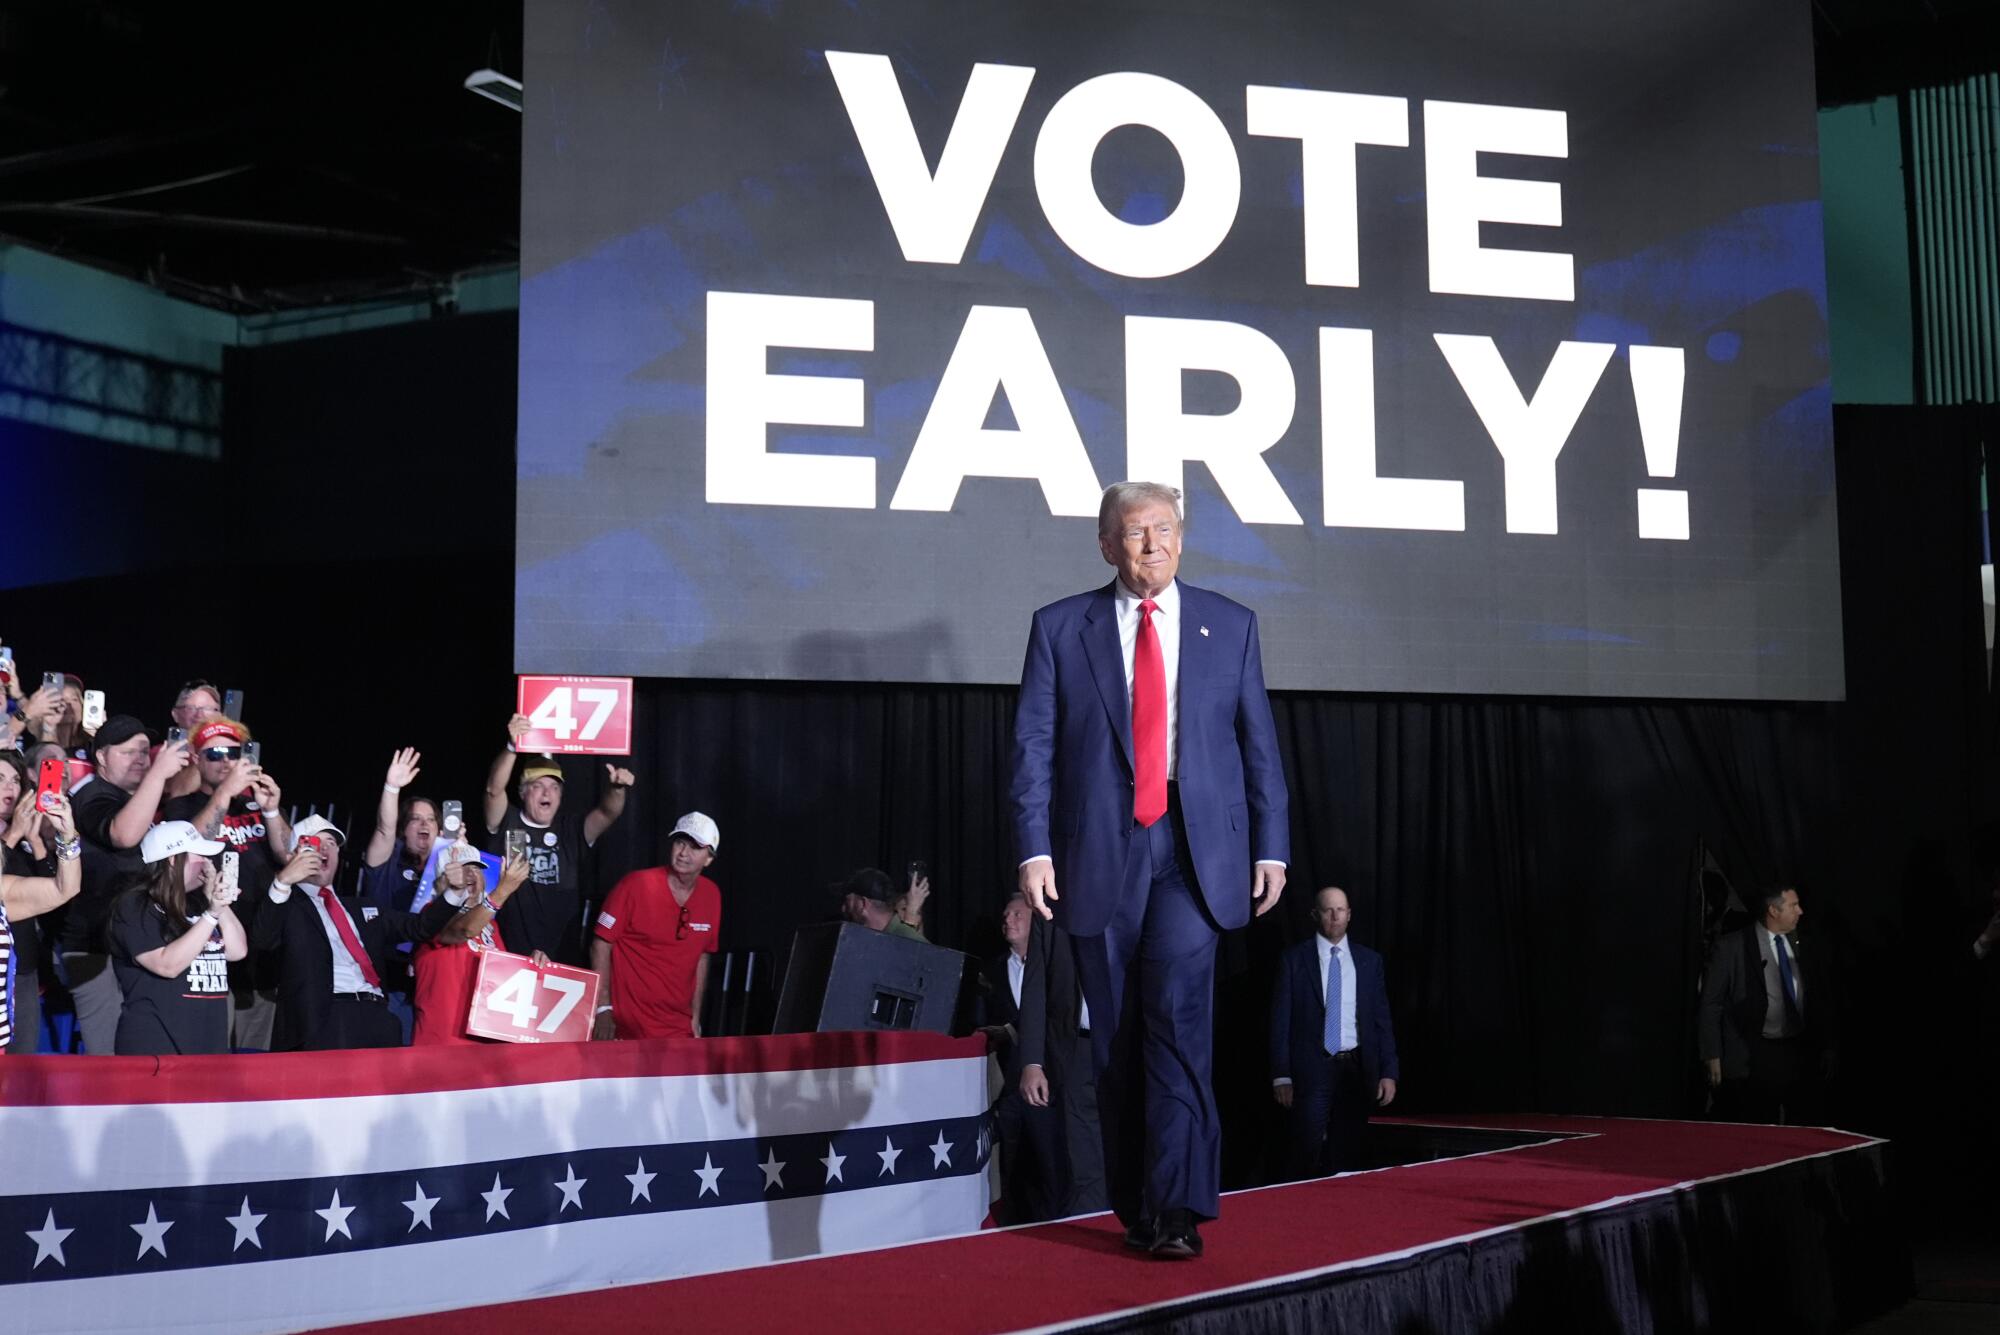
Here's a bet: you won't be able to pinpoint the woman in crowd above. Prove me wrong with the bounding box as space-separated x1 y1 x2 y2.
107 821 247 1056
0 786 80 1056
412 843 536 1045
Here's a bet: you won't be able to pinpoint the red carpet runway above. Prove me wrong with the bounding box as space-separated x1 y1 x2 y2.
325 1115 1897 1334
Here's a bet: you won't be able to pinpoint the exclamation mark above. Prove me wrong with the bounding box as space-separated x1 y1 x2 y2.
1631 345 1688 540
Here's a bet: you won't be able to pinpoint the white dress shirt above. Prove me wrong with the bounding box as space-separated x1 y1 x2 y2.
1007 950 1025 1008
1113 578 1182 780
309 887 382 997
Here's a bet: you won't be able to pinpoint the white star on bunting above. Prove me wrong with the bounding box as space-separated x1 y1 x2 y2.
821 1143 847 1183
694 1153 724 1198
315 1190 356 1242
403 1182 440 1232
929 1130 954 1168
555 1164 587 1212
758 1147 787 1191
131 1201 173 1259
482 1173 514 1222
877 1135 903 1176
226 1196 266 1251
626 1157 656 1203
25 1210 72 1269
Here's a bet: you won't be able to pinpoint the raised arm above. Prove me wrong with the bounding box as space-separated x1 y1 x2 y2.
584 765 634 846
0 796 80 920
365 748 422 869
483 715 530 833
108 741 192 848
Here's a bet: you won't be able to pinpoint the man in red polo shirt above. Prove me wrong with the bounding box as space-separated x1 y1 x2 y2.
591 812 721 1039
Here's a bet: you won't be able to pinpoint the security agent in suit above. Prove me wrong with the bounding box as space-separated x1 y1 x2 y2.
1270 887 1400 1176
1016 898 1108 1219
1699 886 1834 1124
251 816 453 1051
1011 481 1290 1259
977 896 1064 1224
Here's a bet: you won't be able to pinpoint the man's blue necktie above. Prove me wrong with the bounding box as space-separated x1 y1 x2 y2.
1323 944 1343 1055
1775 935 1801 1016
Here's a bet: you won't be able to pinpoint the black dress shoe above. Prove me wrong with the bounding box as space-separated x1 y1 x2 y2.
1151 1209 1203 1259
1123 1218 1155 1250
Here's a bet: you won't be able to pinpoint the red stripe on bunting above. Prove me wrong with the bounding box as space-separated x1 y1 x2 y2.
0 1030 985 1106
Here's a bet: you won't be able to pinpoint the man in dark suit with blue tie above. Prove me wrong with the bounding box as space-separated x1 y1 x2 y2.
1010 481 1290 1259
1269 886 1400 1177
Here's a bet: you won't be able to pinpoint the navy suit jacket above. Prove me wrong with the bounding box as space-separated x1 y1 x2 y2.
1269 936 1400 1093
1009 578 1289 937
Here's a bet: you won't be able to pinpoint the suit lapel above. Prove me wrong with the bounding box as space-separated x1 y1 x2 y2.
1082 582 1134 774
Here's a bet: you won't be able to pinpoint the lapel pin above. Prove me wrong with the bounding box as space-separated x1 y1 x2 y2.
1199 625 1210 637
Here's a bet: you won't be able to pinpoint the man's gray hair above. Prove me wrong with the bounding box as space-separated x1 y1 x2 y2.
1097 481 1185 540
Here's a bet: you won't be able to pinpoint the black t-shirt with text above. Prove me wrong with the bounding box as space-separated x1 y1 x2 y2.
486 805 591 965
159 789 281 986
107 888 230 1055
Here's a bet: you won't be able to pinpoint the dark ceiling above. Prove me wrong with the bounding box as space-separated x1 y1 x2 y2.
0 1 1987 316
0 1 521 314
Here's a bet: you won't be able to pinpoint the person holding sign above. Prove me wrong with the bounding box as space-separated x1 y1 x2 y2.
482 714 635 966
108 821 246 1056
411 842 538 1045
591 812 721 1039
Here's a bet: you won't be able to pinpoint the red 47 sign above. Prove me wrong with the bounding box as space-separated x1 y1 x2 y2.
516 675 634 755
466 951 600 1044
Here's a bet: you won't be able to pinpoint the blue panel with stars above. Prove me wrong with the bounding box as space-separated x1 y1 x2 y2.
3 1114 991 1285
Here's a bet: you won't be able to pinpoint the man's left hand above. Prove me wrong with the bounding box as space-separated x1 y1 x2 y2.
1252 863 1286 917
605 765 635 788
1376 1077 1397 1107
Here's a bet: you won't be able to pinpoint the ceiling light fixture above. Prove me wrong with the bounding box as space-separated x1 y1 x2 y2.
463 68 523 112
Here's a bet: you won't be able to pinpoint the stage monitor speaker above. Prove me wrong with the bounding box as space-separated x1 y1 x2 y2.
773 922 969 1035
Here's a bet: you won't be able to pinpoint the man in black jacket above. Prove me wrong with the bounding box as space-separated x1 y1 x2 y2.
1699 886 1835 1124
251 816 451 1051
978 895 1063 1223
1017 901 1106 1218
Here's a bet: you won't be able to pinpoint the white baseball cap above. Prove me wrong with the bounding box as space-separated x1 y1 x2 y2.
142 821 225 864
441 840 485 867
291 814 347 847
670 811 720 853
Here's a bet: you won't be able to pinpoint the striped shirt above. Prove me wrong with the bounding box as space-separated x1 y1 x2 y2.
0 898 14 1052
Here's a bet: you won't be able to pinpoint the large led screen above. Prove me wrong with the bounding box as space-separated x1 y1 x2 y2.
518 0 1841 698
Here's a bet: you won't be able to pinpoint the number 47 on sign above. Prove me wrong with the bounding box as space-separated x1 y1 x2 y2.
516 675 634 755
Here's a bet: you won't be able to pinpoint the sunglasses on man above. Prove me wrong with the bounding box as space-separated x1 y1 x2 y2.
200 746 244 762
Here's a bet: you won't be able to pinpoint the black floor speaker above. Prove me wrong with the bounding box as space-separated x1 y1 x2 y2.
773 921 971 1035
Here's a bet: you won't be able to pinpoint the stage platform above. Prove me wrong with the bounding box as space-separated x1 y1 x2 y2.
329 1114 1906 1335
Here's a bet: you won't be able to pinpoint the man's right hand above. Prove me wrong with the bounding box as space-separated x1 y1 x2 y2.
278 846 322 886
1021 1064 1050 1107
592 1011 615 1041
1705 1057 1722 1087
1273 1083 1294 1109
151 740 193 782
507 713 531 747
1018 858 1058 921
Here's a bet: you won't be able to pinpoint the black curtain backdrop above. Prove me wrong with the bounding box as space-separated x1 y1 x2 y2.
7 312 1993 1208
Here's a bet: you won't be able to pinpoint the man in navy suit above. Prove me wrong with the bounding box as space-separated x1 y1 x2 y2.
1270 886 1400 1177
1010 481 1289 1259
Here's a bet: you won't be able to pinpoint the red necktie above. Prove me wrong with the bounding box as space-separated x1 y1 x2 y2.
319 888 383 989
1132 598 1167 827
